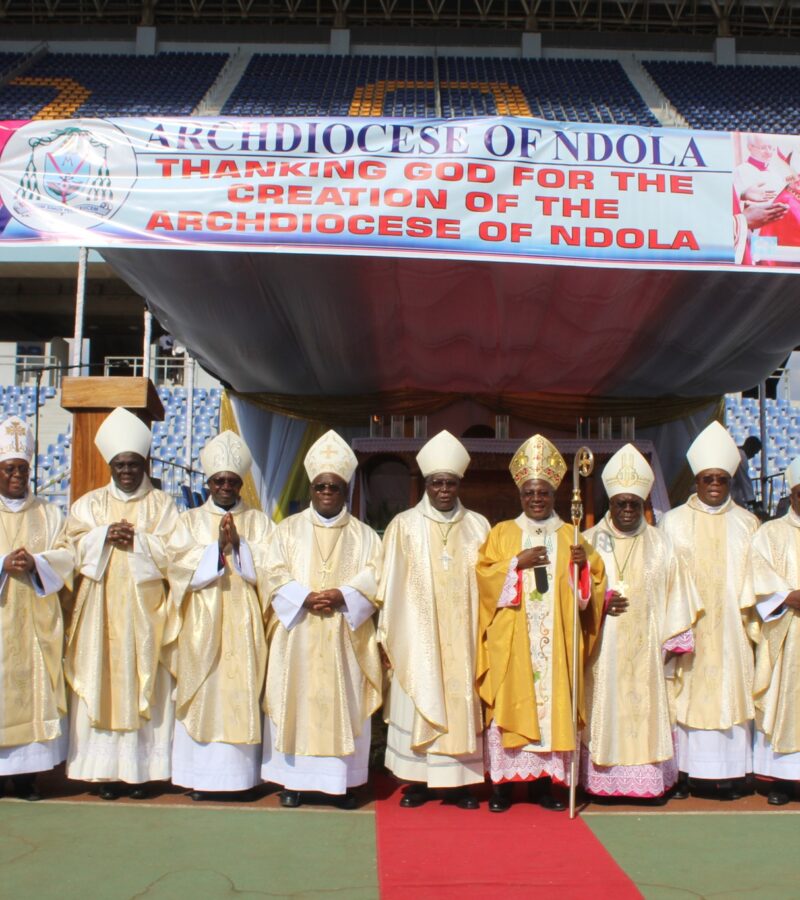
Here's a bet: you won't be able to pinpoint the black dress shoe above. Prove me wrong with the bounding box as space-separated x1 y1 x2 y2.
399 783 433 808
336 792 358 810
12 774 40 802
717 779 745 801
279 789 302 808
129 785 147 800
442 787 479 810
768 789 790 806
488 783 513 813
671 775 690 800
99 784 119 801
538 789 567 812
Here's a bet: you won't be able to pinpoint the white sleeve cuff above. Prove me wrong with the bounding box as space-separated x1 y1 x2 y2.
340 586 376 631
127 533 165 585
497 557 520 608
231 539 257 585
30 554 64 597
79 525 113 581
272 580 309 631
190 543 224 590
757 592 789 622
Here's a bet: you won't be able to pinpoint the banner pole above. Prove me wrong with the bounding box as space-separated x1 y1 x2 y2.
71 247 88 372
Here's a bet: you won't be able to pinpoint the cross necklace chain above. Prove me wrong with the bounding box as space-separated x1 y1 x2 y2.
611 533 639 598
313 526 343 588
436 521 456 571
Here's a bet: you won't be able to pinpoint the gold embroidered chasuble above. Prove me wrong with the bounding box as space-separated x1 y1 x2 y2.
660 495 759 731
583 515 702 767
166 499 272 744
0 495 73 746
751 512 800 753
264 507 382 757
378 496 489 756
62 480 182 731
476 517 606 751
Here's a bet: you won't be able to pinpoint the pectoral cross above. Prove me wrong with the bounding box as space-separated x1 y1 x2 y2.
440 548 453 571
320 560 333 587
616 580 628 598
5 421 26 453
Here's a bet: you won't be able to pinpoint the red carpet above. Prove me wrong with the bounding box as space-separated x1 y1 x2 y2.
374 778 641 899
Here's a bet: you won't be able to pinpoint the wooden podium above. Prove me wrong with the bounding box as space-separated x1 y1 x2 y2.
61 377 164 502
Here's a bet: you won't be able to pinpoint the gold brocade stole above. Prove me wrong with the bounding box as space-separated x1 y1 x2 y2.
0 505 65 745
96 495 166 730
758 526 800 752
178 510 264 744
684 510 729 726
426 518 477 756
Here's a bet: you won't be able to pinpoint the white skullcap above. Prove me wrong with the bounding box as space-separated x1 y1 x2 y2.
786 456 800 489
304 430 357 483
686 421 740 476
0 416 34 464
200 430 252 480
602 443 654 500
416 430 470 479
94 407 152 464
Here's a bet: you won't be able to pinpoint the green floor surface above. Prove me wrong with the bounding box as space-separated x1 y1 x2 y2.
0 801 379 900
586 812 800 900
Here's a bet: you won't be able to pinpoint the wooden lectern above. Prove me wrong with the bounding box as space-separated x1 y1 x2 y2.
61 377 164 502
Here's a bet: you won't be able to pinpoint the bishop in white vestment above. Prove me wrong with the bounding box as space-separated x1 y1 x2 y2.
63 408 183 799
378 431 489 809
660 421 759 799
261 430 382 809
0 416 73 800
168 431 272 799
750 456 800 806
582 444 702 800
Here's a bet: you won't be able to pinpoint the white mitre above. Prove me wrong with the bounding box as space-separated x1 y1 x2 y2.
94 407 152 463
200 430 252 479
304 430 357 483
602 443 654 500
786 456 800 489
686 421 740 476
0 415 34 463
416 430 470 479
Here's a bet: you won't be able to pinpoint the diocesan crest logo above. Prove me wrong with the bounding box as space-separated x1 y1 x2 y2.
1 120 137 235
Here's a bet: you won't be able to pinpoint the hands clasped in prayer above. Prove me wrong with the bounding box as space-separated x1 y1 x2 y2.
2 546 35 574
303 588 345 615
106 519 134 551
218 512 240 553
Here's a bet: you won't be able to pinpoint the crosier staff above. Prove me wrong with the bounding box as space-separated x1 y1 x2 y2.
569 446 594 820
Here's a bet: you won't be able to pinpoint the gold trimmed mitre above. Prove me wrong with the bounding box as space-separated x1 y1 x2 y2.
509 434 566 489
200 430 252 479
601 443 654 500
304 429 358 483
0 415 34 463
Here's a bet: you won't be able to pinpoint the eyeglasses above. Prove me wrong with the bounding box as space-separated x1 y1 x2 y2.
700 474 730 485
0 465 29 476
312 482 344 494
428 479 459 490
610 499 642 510
210 476 241 488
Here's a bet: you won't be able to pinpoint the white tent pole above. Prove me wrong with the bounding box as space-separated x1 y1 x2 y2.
71 247 88 371
759 381 768 510
185 356 195 487
142 309 153 380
